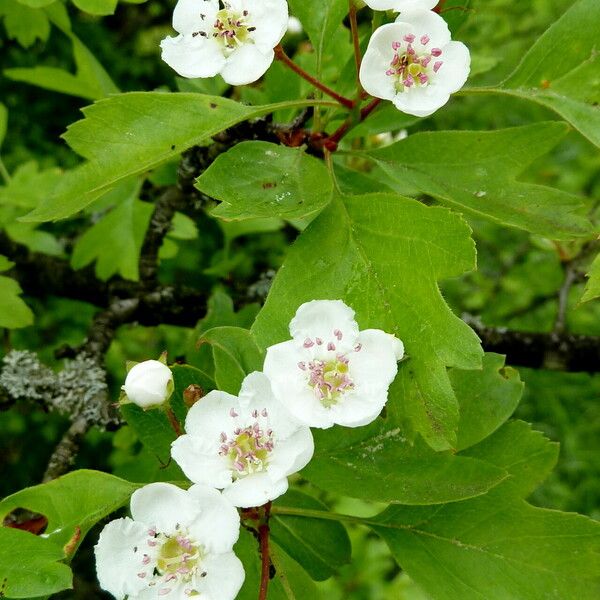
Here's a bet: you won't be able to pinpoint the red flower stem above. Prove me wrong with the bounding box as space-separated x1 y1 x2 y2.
348 1 362 85
434 0 447 13
165 406 183 437
274 45 355 109
326 97 382 150
258 502 272 600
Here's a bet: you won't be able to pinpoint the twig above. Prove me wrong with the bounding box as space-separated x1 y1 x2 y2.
274 45 354 109
554 265 577 334
43 417 89 482
348 0 362 85
258 502 272 600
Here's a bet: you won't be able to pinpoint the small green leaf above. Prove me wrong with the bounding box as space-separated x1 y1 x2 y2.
0 528 72 598
582 252 600 302
452 353 524 451
0 268 34 329
0 102 7 149
253 193 483 450
271 490 351 581
495 0 600 148
0 0 50 47
71 179 152 281
301 420 507 504
199 327 264 395
198 141 333 222
365 123 591 239
71 0 117 15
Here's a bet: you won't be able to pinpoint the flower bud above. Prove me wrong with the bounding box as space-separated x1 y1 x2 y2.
122 360 173 409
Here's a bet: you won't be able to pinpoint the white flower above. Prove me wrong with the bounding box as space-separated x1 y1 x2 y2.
287 15 303 35
122 360 174 409
263 300 404 429
364 0 438 11
171 372 314 508
359 9 470 117
95 482 244 600
160 0 288 86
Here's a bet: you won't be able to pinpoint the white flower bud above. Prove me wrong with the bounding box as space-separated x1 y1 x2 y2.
122 360 173 409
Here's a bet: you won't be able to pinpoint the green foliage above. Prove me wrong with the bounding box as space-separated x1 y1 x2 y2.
271 490 351 581
198 141 333 222
496 0 600 148
364 123 591 239
0 255 34 328
71 178 152 281
583 253 600 303
253 193 482 450
0 0 50 47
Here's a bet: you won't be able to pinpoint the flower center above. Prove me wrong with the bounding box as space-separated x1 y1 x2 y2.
299 330 360 408
219 411 274 478
386 34 444 92
211 7 255 50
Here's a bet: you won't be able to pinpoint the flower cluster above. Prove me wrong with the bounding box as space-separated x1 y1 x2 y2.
97 300 403 599
160 0 470 119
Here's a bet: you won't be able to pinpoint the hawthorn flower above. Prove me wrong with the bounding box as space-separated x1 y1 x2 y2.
263 300 404 429
122 360 173 409
363 0 438 11
95 482 244 600
171 372 314 508
359 10 470 117
160 0 288 86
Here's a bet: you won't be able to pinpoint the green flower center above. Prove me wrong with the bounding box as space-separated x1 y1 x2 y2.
212 8 255 50
156 534 203 580
307 357 354 408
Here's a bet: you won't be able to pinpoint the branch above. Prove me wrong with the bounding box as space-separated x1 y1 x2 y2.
258 502 272 600
464 314 600 372
42 416 89 482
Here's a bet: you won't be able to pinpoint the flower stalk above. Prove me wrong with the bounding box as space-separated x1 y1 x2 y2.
258 502 272 600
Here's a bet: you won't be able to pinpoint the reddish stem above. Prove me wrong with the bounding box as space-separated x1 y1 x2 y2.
165 406 183 437
434 0 447 13
274 45 355 109
258 502 272 600
325 97 382 151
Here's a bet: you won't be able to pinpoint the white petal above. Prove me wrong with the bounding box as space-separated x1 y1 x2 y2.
263 340 336 429
221 44 274 86
239 371 303 439
359 38 397 101
130 483 198 533
393 84 451 117
172 0 218 35
187 485 240 553
160 34 226 79
247 0 289 52
365 0 438 9
184 389 239 441
194 552 245 600
223 472 288 508
289 299 359 348
268 426 314 480
171 434 233 488
394 9 451 48
330 389 389 427
95 518 152 600
349 329 401 391
435 40 471 93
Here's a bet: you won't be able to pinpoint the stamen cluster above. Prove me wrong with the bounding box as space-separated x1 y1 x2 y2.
386 35 443 91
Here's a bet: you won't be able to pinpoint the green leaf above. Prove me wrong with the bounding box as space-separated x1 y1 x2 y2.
302 420 507 504
490 0 600 148
271 490 351 581
253 193 483 450
370 424 599 600
288 0 347 68
452 353 524 451
16 0 56 6
0 528 72 598
582 252 600 302
21 94 332 222
0 470 138 548
440 0 473 34
197 141 333 222
0 0 50 47
0 258 34 329
70 179 152 281
0 102 7 149
71 0 117 15
364 123 591 239
198 327 264 395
